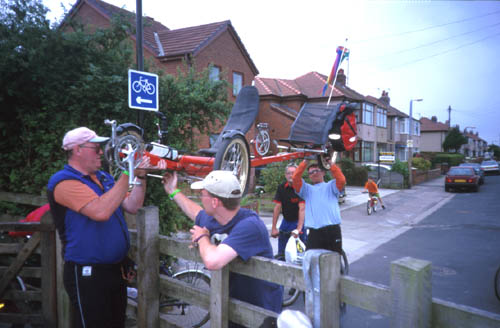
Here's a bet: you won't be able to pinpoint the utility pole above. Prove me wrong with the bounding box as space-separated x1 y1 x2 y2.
408 98 423 188
447 105 451 127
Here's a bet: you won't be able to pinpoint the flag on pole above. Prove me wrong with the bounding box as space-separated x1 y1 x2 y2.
321 46 350 96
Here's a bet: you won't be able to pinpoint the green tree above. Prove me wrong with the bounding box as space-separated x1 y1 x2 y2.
0 0 232 233
442 127 467 153
488 144 500 159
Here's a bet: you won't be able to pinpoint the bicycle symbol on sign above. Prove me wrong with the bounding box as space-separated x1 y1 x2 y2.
132 76 156 95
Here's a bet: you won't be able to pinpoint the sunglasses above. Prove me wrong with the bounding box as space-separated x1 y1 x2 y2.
80 144 102 154
308 169 322 175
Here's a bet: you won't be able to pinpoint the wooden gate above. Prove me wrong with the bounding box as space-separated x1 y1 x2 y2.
0 192 58 327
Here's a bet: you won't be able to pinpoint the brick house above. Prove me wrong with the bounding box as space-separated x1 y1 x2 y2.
367 91 421 162
461 130 488 158
253 69 365 160
63 0 259 148
420 116 449 153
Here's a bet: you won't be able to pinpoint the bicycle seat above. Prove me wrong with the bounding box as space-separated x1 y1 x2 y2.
198 86 259 155
282 102 358 152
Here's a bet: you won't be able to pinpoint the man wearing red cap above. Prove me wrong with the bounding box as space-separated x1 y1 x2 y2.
47 126 162 328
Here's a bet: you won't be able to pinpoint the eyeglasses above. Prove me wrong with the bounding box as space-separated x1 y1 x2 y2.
308 169 322 175
80 144 101 154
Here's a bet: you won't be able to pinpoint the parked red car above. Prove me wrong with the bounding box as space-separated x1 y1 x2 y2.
445 167 480 192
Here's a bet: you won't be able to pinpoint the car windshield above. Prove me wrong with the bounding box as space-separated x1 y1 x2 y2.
482 161 497 165
460 163 479 168
448 168 474 176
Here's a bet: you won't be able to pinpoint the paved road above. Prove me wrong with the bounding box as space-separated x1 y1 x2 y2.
269 175 500 326
261 178 451 264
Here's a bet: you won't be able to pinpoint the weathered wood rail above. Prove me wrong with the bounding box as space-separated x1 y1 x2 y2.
2 192 500 327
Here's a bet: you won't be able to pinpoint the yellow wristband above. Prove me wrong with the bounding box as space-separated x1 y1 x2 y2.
169 188 181 200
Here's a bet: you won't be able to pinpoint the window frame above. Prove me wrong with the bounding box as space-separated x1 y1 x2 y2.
363 103 374 125
232 71 243 96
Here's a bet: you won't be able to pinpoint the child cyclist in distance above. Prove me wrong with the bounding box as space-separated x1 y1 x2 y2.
363 178 386 209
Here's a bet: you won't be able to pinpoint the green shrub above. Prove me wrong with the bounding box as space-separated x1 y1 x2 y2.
260 162 288 194
391 160 409 184
431 153 464 167
412 157 431 171
340 158 368 186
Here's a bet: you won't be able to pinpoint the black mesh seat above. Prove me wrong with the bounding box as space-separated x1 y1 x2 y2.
282 102 342 146
198 86 259 155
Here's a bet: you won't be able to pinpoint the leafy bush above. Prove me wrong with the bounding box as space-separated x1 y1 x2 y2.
412 157 431 171
391 160 409 180
431 153 464 167
339 158 368 186
259 162 288 195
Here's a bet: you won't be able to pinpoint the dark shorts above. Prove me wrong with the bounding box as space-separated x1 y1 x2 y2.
64 261 127 328
306 224 342 254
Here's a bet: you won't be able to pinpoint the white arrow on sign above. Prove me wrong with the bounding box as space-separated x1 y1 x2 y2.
136 96 152 104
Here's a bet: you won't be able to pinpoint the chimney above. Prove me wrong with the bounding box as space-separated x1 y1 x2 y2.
431 116 437 122
336 69 346 86
379 90 390 105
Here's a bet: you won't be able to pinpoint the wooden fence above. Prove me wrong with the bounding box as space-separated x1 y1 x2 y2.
2 192 500 327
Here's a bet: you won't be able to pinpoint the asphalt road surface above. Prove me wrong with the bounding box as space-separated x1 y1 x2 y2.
339 174 500 327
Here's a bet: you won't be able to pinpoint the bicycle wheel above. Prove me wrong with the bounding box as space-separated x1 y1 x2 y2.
255 129 270 156
213 135 250 196
274 254 301 307
495 266 500 301
366 200 372 215
340 249 349 276
161 270 210 328
132 80 142 93
373 200 378 213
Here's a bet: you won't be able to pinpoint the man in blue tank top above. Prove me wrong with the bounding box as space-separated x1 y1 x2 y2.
47 126 161 328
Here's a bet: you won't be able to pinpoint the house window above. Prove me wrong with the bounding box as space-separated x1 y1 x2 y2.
376 108 386 128
363 103 373 125
400 118 408 134
233 72 243 95
413 121 420 136
362 141 373 162
209 66 220 81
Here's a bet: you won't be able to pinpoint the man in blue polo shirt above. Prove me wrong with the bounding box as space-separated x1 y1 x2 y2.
162 170 282 327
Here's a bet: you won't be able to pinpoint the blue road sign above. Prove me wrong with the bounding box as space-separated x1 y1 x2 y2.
128 69 159 111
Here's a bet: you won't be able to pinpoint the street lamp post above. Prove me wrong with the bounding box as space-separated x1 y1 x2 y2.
408 98 423 188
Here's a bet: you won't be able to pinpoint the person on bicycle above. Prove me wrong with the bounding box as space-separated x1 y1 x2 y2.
363 178 386 209
271 163 306 257
47 126 163 328
292 158 346 254
162 170 283 326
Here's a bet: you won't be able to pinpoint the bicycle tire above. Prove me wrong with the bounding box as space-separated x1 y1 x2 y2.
367 200 372 215
161 270 211 328
495 266 500 301
373 200 378 213
132 81 142 93
255 129 270 156
340 249 349 276
274 254 301 307
213 135 250 196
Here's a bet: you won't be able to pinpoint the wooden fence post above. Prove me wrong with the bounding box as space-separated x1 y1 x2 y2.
210 266 229 328
40 212 57 328
390 256 432 328
55 228 72 327
303 250 340 328
136 206 159 328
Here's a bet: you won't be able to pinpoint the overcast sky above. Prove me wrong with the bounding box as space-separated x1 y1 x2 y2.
42 0 500 145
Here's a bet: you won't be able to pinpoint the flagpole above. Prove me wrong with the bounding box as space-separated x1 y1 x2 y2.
326 46 346 107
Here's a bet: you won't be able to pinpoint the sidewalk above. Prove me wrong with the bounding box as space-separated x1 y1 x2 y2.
262 177 454 264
